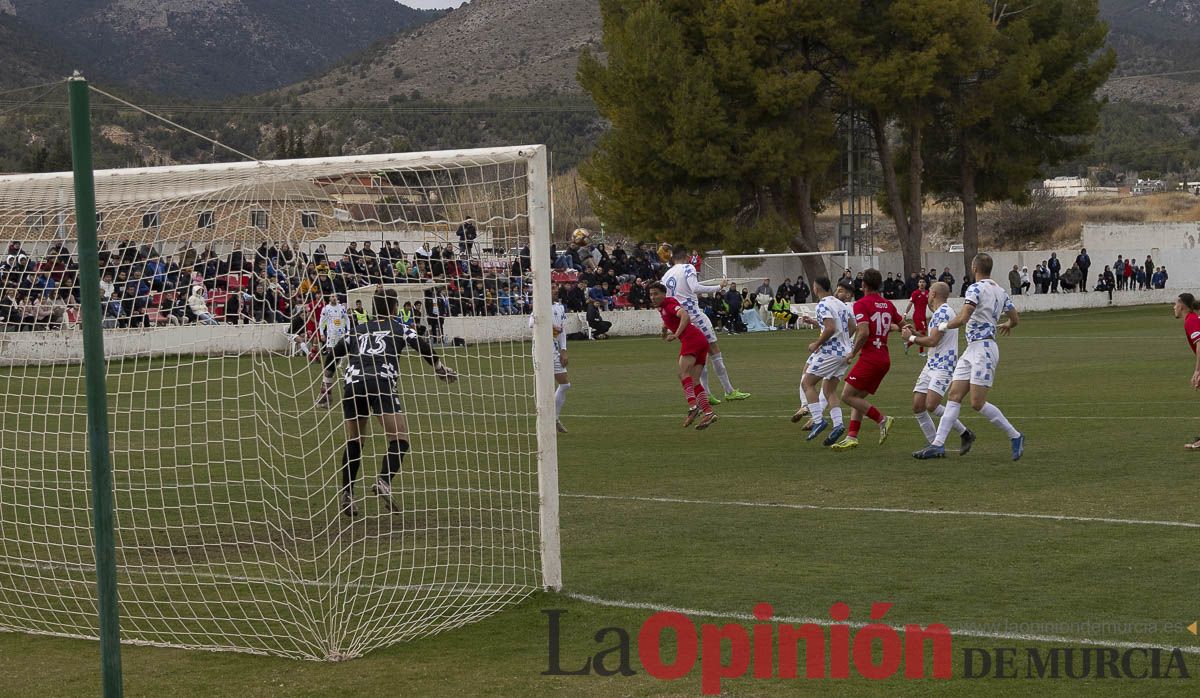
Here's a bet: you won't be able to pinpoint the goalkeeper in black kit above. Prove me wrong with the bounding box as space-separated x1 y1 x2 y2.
333 288 457 517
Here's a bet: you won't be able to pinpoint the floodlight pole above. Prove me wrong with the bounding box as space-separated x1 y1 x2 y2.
68 72 125 698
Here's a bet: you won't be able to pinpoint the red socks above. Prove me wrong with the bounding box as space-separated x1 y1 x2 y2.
682 376 712 413
681 377 696 407
849 406 885 439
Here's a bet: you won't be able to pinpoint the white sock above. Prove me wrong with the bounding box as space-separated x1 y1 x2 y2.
798 385 809 408
979 402 1019 438
700 366 711 396
555 383 570 418
915 411 936 441
813 394 827 421
932 401 961 447
711 354 735 394
829 406 843 428
932 404 968 435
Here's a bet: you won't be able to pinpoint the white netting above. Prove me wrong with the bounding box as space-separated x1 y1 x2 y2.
0 147 558 659
705 252 852 295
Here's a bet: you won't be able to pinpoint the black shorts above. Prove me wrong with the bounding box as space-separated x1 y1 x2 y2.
342 378 403 419
322 348 337 375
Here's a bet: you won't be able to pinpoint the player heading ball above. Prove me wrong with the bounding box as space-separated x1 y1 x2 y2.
649 281 719 430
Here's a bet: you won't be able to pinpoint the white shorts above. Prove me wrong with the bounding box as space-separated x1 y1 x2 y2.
553 349 566 375
805 351 849 381
913 365 953 396
952 340 999 388
682 302 720 344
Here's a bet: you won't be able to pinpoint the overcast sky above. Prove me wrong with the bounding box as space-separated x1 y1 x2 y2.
402 1 469 8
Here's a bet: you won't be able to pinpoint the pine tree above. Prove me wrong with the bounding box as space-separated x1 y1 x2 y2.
924 1 1114 273
274 127 289 159
833 0 995 276
579 0 846 280
46 136 72 171
310 128 327 158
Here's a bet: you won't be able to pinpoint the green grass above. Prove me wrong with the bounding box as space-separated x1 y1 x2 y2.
2 304 1200 695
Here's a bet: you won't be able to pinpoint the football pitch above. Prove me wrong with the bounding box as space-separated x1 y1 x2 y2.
1 303 1199 695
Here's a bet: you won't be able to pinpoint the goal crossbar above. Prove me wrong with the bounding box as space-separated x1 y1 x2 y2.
720 250 849 278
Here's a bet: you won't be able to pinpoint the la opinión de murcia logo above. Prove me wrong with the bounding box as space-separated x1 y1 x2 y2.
544 602 952 693
544 603 1193 692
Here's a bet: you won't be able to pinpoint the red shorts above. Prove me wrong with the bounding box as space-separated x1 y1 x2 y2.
846 354 890 395
913 316 928 333
679 335 709 366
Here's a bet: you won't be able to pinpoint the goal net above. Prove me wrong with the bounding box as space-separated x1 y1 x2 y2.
706 251 852 296
0 146 560 660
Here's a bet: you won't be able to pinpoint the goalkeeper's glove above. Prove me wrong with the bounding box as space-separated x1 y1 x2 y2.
434 361 458 383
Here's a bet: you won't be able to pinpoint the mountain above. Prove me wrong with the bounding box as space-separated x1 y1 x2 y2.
0 11 69 90
285 0 602 103
5 1 1200 177
1101 0 1200 79
0 0 443 97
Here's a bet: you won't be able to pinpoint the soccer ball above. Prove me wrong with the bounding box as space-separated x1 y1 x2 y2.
657 242 673 263
572 228 590 246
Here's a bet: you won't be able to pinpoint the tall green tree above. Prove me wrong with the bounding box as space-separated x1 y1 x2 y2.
274 127 290 159
310 128 328 158
579 0 848 281
924 1 1114 274
833 0 994 276
292 129 307 159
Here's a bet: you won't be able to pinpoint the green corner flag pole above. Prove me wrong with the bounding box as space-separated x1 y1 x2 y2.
68 72 125 698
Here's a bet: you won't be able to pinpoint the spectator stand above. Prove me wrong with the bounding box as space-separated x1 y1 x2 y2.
347 281 445 322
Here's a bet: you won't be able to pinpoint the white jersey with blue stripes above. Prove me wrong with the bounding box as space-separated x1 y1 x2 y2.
964 279 1015 343
661 263 721 313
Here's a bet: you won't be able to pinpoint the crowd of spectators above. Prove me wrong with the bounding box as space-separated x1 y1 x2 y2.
1 236 1177 335
0 236 540 333
1021 249 1168 295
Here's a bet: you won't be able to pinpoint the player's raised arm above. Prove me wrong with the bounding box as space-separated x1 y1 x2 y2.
941 301 975 331
402 330 458 382
904 323 942 348
685 266 723 296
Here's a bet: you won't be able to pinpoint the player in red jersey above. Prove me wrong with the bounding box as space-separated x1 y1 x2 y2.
1175 292 1200 450
649 281 718 430
903 278 930 354
830 268 900 450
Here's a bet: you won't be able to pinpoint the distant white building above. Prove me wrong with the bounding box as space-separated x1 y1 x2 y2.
1131 179 1166 196
1042 176 1088 197
1041 176 1117 198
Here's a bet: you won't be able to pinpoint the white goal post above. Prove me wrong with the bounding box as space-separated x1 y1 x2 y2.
719 250 850 281
0 145 560 660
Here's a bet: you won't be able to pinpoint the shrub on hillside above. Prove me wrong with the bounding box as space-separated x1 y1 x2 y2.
986 190 1069 247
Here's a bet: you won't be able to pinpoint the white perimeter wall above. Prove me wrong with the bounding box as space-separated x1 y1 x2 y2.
1 287 1191 364
704 224 1200 290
